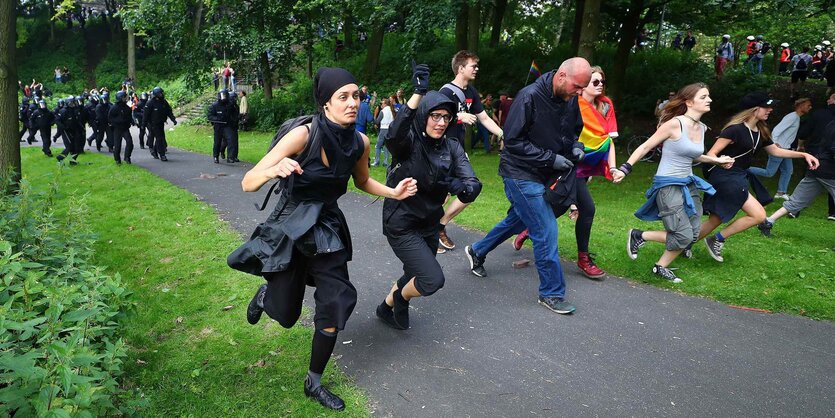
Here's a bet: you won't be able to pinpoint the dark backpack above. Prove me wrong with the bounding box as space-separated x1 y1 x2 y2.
256 115 321 210
795 56 808 71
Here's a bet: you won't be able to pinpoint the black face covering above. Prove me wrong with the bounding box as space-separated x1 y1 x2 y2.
315 114 360 176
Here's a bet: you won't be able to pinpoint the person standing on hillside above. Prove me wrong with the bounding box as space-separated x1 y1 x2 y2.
790 47 813 99
208 89 237 163
109 91 135 165
779 43 792 74
683 31 697 51
436 50 504 252
715 34 734 80
238 90 249 130
144 87 177 161
464 57 592 315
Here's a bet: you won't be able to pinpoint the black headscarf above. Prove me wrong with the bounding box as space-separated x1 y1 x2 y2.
314 67 361 175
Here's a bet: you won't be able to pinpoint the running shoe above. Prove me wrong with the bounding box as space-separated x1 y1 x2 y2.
774 192 790 200
577 252 605 279
828 215 835 221
652 264 683 283
537 296 576 314
439 228 456 250
758 220 774 237
704 235 725 262
304 376 345 411
465 245 487 277
246 284 267 325
627 229 646 260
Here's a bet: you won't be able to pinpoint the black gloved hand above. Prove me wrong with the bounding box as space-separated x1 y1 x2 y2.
571 147 585 162
448 178 465 195
553 154 574 171
410 59 430 95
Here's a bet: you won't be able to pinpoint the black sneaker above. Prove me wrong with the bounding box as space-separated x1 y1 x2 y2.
537 296 576 314
160 155 168 162
213 157 219 164
627 229 646 260
246 284 267 325
704 235 724 262
758 220 774 237
652 264 683 283
304 377 345 411
392 288 410 329
465 245 487 277
375 302 407 330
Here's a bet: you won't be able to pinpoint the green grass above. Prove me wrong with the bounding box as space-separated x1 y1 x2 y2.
20 149 371 417
167 126 835 321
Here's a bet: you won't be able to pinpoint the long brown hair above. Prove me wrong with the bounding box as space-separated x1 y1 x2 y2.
588 66 608 114
659 82 708 125
723 108 772 141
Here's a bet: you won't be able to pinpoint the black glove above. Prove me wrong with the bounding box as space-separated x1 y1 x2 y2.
410 59 430 95
571 147 585 162
553 154 574 171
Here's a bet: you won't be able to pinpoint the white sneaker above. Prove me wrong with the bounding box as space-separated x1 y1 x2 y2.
774 192 790 200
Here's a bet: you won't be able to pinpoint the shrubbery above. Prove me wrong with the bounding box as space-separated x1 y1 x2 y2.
0 176 144 417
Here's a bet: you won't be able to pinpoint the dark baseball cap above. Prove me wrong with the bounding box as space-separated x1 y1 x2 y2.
738 92 778 110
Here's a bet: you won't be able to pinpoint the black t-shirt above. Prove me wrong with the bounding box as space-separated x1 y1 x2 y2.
717 123 774 170
440 83 484 142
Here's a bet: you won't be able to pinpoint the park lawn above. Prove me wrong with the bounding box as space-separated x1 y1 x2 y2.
20 148 371 417
168 126 835 321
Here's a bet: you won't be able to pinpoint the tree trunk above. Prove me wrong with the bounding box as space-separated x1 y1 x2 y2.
455 3 468 52
577 0 601 61
260 51 273 100
570 0 585 55
489 0 507 47
127 28 136 82
193 0 204 38
0 0 21 191
364 24 385 79
48 0 55 43
467 1 480 53
608 0 644 104
306 41 313 79
343 9 354 49
554 0 568 47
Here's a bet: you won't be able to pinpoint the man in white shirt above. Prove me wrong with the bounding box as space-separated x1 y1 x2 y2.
748 97 813 199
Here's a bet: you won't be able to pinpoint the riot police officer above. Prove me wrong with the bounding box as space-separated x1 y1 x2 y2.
56 95 84 164
143 86 177 161
95 92 114 152
134 92 148 149
207 89 238 163
18 97 31 142
29 100 55 157
229 91 241 162
52 99 65 143
85 93 99 146
25 101 39 144
109 91 135 164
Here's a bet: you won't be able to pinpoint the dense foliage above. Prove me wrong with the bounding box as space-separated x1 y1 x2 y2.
0 175 144 417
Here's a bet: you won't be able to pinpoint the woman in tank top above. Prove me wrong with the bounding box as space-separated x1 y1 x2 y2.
614 83 734 283
228 67 418 411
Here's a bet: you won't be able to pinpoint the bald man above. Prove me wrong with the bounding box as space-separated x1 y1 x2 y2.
464 57 592 315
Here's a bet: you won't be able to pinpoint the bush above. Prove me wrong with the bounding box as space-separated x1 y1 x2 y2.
247 73 316 132
0 175 145 416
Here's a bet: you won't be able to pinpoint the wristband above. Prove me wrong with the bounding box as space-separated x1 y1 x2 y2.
618 162 633 175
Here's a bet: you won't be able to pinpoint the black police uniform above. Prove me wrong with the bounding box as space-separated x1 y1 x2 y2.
29 105 55 156
144 96 176 160
84 98 99 145
95 100 114 151
134 97 147 148
52 102 65 142
207 97 237 162
25 103 39 144
108 100 134 163
56 104 84 161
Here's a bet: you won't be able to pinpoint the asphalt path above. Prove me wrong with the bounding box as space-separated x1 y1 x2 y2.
24 125 835 417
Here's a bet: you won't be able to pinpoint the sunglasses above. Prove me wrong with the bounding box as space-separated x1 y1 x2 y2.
592 79 605 87
428 113 453 123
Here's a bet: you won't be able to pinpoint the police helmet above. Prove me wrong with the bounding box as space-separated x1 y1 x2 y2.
219 89 229 101
140 92 148 100
38 100 46 108
756 35 764 40
747 35 755 41
781 42 789 48
22 97 29 104
58 98 65 107
66 95 76 107
75 96 84 104
115 91 127 102
152 87 164 98
101 92 110 101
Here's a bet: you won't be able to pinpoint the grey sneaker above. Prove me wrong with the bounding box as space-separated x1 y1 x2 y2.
465 245 487 277
627 229 646 260
652 264 683 283
682 247 693 259
537 296 576 314
704 235 725 262
758 220 774 237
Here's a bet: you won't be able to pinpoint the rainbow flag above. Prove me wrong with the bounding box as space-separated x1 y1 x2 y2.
529 60 541 79
576 96 615 180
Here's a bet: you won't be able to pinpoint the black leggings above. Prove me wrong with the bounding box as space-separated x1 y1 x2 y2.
387 227 444 297
573 178 595 253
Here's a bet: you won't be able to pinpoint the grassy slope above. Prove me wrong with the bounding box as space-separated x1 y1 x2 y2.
167 126 835 320
20 149 370 417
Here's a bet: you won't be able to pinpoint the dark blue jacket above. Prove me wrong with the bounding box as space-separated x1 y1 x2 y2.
498 71 584 184
355 101 374 134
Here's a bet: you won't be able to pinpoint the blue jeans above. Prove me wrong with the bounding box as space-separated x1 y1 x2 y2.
374 128 389 166
475 122 491 152
748 56 763 74
472 178 566 298
748 155 793 193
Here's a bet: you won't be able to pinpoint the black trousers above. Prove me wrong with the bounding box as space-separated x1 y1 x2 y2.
59 128 84 158
229 127 239 159
87 123 98 144
18 123 28 140
137 124 146 147
262 248 355 331
150 124 167 156
36 126 51 154
386 226 444 297
112 127 133 162
95 124 113 149
212 125 235 158
573 178 595 253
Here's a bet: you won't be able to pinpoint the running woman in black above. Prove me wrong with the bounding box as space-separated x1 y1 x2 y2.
228 68 417 411
699 92 819 262
375 62 482 330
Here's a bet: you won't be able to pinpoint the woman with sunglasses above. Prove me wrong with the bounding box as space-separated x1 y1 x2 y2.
513 66 619 278
375 62 482 330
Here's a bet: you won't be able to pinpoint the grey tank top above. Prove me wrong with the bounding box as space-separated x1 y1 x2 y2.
656 116 705 177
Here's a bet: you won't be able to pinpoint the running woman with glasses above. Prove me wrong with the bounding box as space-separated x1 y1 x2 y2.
375 62 482 330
